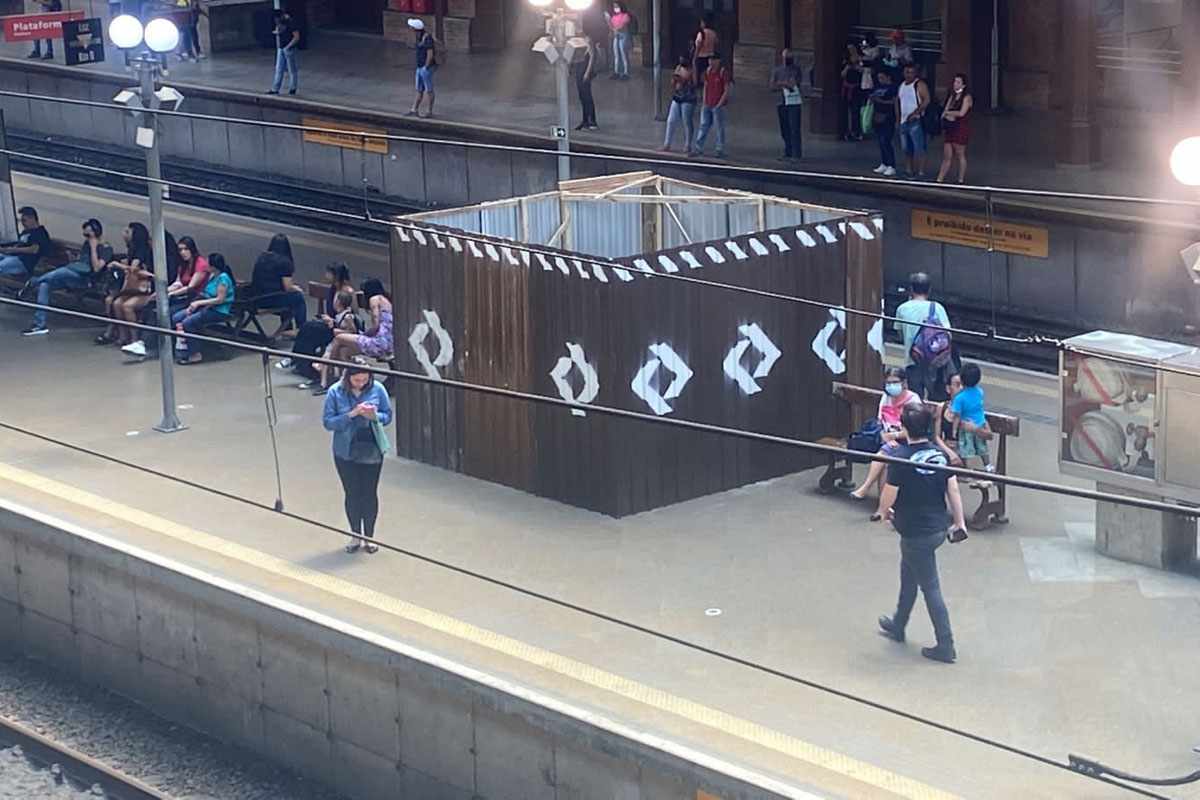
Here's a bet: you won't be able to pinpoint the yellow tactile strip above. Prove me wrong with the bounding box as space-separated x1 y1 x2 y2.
0 460 959 800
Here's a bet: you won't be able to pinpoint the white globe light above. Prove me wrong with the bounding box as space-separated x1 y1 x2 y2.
108 14 143 49
144 17 180 53
1170 137 1200 187
564 0 594 8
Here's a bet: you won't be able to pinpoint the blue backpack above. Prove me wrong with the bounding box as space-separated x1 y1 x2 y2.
910 302 952 369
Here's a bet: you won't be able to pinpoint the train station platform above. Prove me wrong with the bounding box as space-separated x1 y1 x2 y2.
0 30 1192 214
1 293 1198 798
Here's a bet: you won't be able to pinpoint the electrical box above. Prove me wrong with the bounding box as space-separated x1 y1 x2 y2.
1060 330 1200 501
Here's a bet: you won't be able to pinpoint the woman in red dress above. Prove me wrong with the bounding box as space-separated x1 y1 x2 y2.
937 73 973 184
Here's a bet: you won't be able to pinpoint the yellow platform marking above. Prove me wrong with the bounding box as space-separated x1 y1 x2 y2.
0 460 959 800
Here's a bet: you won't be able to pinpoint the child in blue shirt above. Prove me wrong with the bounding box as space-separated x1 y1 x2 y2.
947 362 993 471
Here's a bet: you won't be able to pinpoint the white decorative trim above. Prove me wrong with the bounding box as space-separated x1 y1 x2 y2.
679 251 703 269
849 221 875 241
520 250 531 266
467 240 483 258
536 253 553 271
396 227 411 242
748 238 769 256
769 234 790 252
431 233 446 249
448 236 462 253
873 217 885 231
704 246 726 264
613 268 634 282
725 241 749 260
501 246 520 265
572 259 590 279
554 256 571 276
412 229 427 246
592 264 609 282
796 230 817 248
484 243 501 262
815 225 838 244
657 254 679 273
633 258 654 275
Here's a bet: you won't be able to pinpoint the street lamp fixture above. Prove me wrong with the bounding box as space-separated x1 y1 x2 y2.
1170 137 1200 187
109 14 188 434
528 0 593 183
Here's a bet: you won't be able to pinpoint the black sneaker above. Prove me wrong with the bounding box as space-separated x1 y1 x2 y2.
921 645 956 663
42 52 53 60
26 51 40 59
877 615 904 643
21 325 48 336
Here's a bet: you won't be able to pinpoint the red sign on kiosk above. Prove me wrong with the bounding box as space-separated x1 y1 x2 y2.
2 11 85 43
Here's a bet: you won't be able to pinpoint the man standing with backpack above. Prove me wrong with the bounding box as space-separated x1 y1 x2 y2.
897 271 953 400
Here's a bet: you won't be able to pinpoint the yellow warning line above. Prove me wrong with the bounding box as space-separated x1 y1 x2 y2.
0 460 958 800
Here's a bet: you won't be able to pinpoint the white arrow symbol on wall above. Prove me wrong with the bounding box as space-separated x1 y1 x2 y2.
631 342 693 415
408 309 455 379
723 323 782 395
549 342 599 416
811 308 846 375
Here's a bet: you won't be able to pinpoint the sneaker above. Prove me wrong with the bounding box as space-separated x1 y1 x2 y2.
288 89 297 95
26 52 40 59
274 358 293 370
122 340 147 358
265 89 279 95
921 645 956 664
984 463 996 473
872 164 887 174
877 615 905 643
21 325 47 337
42 52 53 60
882 166 897 177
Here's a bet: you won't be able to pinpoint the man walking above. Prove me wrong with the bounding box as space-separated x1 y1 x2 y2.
693 52 731 158
770 48 802 160
407 18 437 118
896 271 953 400
266 9 300 96
877 405 968 664
29 0 61 60
897 63 929 178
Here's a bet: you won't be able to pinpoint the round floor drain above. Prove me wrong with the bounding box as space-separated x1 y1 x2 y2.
704 608 722 617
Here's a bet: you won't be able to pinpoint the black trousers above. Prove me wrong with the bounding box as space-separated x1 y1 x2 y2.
334 457 382 537
576 75 596 126
292 320 334 380
777 104 803 158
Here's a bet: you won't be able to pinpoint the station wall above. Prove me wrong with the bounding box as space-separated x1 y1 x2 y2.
0 500 796 800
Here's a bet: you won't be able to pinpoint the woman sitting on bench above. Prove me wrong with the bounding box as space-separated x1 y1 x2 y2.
172 253 235 365
284 262 356 381
121 236 210 359
848 367 923 521
96 222 153 346
317 278 393 393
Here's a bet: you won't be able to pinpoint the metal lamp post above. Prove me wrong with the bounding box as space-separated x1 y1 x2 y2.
529 0 593 183
110 14 187 434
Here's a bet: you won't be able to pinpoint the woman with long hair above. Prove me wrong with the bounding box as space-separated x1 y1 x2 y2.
120 235 209 359
284 262 360 385
937 72 973 184
172 253 235 365
317 278 393 393
96 222 152 345
323 356 392 553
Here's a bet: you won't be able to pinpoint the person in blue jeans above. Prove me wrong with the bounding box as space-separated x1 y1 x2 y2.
693 53 731 158
267 10 300 96
407 19 436 118
608 3 632 80
23 219 113 336
0 207 51 281
172 253 234 364
869 70 898 176
876 405 969 664
897 63 929 177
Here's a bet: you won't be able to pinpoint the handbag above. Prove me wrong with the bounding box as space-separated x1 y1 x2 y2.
371 419 392 456
847 418 883 463
859 102 874 135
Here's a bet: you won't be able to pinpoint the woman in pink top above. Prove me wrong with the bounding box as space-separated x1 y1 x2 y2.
850 367 922 520
609 3 632 80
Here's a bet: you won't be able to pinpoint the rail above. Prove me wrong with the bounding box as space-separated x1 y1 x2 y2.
0 713 176 800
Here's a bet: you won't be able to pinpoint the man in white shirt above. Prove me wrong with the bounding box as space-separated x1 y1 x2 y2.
897 64 929 178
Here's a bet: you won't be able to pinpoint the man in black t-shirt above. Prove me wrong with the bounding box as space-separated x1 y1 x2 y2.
267 10 300 96
877 405 968 663
0 207 51 280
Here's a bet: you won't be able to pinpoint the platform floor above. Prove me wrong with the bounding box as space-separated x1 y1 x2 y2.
0 30 1192 217
2 275 1199 799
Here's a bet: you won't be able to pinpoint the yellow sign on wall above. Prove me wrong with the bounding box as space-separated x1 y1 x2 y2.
302 117 389 155
911 209 1049 258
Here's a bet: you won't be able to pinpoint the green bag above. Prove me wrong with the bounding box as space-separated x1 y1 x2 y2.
860 102 874 135
371 419 392 456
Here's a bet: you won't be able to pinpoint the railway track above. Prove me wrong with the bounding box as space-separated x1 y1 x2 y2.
0 712 175 800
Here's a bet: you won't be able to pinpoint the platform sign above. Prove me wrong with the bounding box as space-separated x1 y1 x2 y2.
911 208 1050 258
1 10 84 42
302 116 388 155
63 18 104 66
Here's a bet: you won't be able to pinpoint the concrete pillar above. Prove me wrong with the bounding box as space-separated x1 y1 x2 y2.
1095 483 1198 570
807 0 851 136
1055 0 1099 166
1179 0 1200 114
938 0 972 97
734 0 784 84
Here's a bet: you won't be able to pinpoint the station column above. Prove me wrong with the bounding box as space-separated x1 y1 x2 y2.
1055 0 1099 166
734 0 784 84
807 0 851 136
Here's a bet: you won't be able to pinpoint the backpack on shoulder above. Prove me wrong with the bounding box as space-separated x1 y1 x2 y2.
910 301 952 369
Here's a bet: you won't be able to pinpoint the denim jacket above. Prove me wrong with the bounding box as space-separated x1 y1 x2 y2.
322 380 394 461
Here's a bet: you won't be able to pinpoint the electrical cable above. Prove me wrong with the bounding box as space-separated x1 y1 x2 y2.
0 147 1053 347
1070 754 1200 788
2 86 1199 210
0 417 1172 800
0 294 1192 517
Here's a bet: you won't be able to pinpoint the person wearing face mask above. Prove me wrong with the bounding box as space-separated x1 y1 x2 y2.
770 48 803 160
848 367 922 520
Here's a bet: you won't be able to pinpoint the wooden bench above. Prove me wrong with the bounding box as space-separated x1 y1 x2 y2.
0 242 107 314
818 381 1021 530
